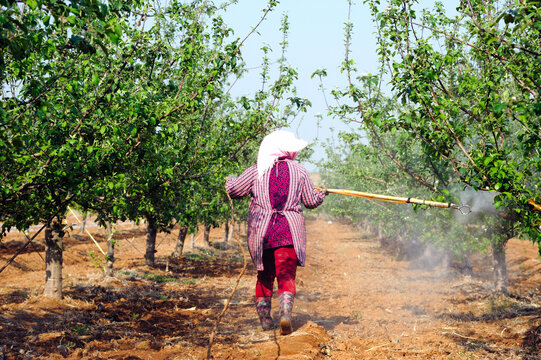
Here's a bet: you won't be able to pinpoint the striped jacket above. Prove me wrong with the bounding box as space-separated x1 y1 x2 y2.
225 160 326 271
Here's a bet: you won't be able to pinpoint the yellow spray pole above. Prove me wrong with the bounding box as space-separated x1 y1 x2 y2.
68 206 106 255
317 188 472 214
528 199 541 212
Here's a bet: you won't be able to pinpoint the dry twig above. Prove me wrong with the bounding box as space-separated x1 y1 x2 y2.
206 191 248 359
124 237 144 256
365 343 389 352
442 331 479 341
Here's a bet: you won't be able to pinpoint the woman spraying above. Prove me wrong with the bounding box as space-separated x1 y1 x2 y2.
225 130 326 335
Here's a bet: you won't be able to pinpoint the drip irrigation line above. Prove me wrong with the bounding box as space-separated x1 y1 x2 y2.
0 194 76 275
124 236 144 256
319 187 472 215
0 223 47 275
23 231 45 263
155 232 170 250
206 191 248 359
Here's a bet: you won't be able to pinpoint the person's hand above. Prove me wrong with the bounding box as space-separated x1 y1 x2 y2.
319 187 329 195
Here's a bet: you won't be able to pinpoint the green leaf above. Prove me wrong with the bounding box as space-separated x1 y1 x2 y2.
494 195 503 209
107 32 119 44
26 0 38 10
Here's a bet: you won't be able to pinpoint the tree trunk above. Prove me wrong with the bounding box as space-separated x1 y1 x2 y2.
223 222 230 243
203 223 211 247
44 219 64 299
228 222 234 242
492 239 509 293
365 221 371 233
78 211 88 234
104 222 115 277
172 226 188 258
242 221 248 236
462 256 473 276
190 233 196 250
145 215 157 267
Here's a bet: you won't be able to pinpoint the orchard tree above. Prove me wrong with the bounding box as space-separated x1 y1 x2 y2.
0 0 308 298
83 5 310 267
0 0 143 298
332 0 540 292
318 77 490 270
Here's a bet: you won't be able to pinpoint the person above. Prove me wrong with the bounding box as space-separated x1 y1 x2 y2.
225 130 327 335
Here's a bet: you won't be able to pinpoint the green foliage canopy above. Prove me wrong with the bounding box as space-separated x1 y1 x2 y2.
341 0 540 248
0 0 309 238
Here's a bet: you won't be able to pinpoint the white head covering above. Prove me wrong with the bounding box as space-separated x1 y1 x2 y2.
257 130 308 179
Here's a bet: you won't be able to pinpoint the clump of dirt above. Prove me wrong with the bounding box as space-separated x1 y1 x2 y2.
0 216 540 359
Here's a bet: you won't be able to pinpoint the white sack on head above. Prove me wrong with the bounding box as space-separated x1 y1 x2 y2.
257 130 308 180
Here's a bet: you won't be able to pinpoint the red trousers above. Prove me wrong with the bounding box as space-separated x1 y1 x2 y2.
255 246 297 297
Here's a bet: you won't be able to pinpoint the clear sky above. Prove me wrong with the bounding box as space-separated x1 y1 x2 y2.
220 0 459 170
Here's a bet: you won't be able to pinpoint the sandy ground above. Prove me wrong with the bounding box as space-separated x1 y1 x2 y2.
0 214 540 359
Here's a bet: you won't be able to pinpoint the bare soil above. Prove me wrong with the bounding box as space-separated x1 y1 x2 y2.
0 214 540 359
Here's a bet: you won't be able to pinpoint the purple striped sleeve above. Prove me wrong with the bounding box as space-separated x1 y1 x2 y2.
299 168 326 209
225 165 257 199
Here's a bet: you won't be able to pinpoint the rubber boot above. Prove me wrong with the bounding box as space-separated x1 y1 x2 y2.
278 291 294 335
255 297 274 331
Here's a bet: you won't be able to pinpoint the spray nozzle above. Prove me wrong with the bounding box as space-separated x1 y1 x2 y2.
457 204 472 215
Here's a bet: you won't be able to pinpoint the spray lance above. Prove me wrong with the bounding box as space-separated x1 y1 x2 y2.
316 188 473 215
528 199 541 212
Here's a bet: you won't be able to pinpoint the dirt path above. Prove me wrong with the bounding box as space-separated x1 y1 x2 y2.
0 217 540 359
211 218 541 359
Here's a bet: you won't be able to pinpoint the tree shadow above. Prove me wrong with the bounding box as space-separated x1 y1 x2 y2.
522 319 541 360
0 239 45 256
0 288 31 305
507 256 532 267
437 304 541 358
444 334 500 355
0 275 255 359
0 242 262 360
437 304 540 323
293 312 357 330
154 252 254 279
